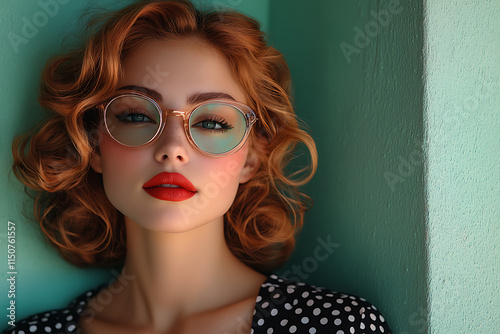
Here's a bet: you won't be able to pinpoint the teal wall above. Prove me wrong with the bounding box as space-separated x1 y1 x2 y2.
269 1 427 333
424 1 500 333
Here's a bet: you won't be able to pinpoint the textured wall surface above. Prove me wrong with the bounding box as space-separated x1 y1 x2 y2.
424 1 500 333
270 1 427 333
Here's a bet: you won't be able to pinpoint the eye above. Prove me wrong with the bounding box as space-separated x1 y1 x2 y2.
192 117 233 132
115 109 155 124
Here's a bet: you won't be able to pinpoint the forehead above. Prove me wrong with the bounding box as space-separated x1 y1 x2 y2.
119 38 247 106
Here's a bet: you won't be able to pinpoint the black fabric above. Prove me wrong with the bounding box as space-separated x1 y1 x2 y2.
3 274 390 333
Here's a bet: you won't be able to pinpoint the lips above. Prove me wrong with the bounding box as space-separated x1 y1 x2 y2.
143 172 197 201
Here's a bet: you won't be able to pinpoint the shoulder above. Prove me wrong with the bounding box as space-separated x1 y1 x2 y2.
252 274 391 333
2 286 103 334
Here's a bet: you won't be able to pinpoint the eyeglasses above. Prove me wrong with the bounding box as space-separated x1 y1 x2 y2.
97 91 257 157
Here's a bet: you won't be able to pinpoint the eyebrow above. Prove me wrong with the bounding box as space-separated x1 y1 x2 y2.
116 85 236 105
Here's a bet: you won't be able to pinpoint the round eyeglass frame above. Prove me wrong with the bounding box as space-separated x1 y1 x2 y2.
96 91 258 157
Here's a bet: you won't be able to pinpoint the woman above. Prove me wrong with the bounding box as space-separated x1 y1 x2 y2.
6 0 390 333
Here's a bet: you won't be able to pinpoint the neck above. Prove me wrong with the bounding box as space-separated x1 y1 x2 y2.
105 216 266 330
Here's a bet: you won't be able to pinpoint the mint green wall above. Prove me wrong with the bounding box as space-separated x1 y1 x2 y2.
424 1 500 333
269 1 427 333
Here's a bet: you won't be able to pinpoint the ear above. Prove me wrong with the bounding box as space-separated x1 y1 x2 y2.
89 150 103 174
239 147 260 184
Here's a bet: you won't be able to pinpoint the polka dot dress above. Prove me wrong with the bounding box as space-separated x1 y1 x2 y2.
251 275 390 333
3 274 390 334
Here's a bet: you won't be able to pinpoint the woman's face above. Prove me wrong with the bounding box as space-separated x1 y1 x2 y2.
90 38 258 232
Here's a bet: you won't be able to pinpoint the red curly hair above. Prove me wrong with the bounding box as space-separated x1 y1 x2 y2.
12 0 317 273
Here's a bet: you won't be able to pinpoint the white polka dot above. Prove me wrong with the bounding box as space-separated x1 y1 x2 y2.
336 298 343 304
289 325 297 333
306 299 314 306
315 295 323 300
258 319 265 326
370 324 376 331
380 314 386 322
19 331 26 334
336 331 344 334
313 308 321 316
287 286 295 294
273 293 281 299
67 324 76 332
380 326 385 332
44 313 50 317
370 313 377 321
360 322 365 329
55 323 62 329
270 308 278 316
251 329 254 334
280 319 288 326
44 326 52 333
360 297 366 301
344 306 351 312
62 309 69 314
285 303 292 310
301 316 309 324
293 298 299 305
332 309 340 316
256 296 262 302
29 325 37 333
334 318 342 326
320 317 328 325
295 308 302 314
323 302 332 308
309 328 316 334
360 307 366 314
268 286 275 292
66 315 73 321
267 329 274 334
351 300 358 306
270 274 278 279
262 302 269 308
348 315 355 322
41 317 48 322
350 327 355 334
302 291 310 298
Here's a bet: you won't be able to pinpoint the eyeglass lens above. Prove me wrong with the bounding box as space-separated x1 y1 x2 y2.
105 95 249 155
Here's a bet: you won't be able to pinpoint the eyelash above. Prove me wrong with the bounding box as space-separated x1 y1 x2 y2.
115 109 156 124
192 116 233 132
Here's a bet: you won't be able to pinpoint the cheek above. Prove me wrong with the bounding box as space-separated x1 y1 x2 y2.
98 136 148 203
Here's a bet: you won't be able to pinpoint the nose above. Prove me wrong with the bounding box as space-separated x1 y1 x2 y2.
153 116 190 164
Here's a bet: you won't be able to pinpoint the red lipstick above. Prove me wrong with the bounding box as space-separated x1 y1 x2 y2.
143 172 197 201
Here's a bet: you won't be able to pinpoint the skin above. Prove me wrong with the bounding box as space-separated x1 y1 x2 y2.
83 37 267 334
